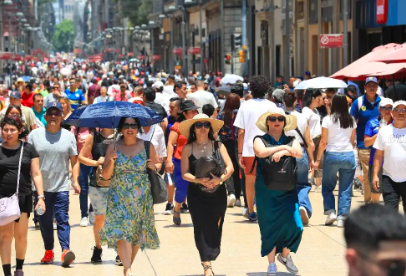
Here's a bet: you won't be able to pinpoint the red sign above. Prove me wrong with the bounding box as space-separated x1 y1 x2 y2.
138 55 145 60
127 52 133 57
319 34 343 48
172 48 183 55
152 55 161 61
188 47 200 55
376 0 388 24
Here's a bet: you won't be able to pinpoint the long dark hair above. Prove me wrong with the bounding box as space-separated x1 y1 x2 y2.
303 89 322 107
187 123 216 144
331 94 354 129
223 93 240 127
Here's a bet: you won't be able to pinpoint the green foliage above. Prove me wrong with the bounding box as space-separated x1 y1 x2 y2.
118 0 153 26
51 20 75 52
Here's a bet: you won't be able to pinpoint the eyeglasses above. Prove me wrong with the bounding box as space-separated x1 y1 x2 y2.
195 122 211 129
53 86 60 90
357 250 406 276
267 116 285 122
380 106 392 111
70 82 76 85
393 108 406 113
122 123 139 129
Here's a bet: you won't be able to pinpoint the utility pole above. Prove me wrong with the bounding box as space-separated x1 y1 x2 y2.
199 0 203 74
182 10 187 76
220 0 224 74
343 0 348 67
285 0 290 78
170 18 174 73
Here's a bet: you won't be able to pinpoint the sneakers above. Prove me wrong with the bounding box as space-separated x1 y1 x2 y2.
227 194 236 208
34 222 40 230
91 246 103 263
248 212 258 222
14 269 24 276
89 211 95 226
115 255 123 266
41 250 54 264
164 202 174 215
53 220 57 230
235 199 242 207
337 216 346 228
61 249 75 267
80 217 89 227
325 211 337 226
242 208 249 218
277 254 299 274
181 202 189 213
299 206 309 226
267 262 277 275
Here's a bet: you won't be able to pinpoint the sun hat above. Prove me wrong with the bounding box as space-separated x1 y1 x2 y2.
15 77 24 84
379 97 394 107
179 114 224 139
393 100 406 109
256 107 297 133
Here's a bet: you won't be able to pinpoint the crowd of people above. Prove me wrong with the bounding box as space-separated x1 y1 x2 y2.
0 59 405 276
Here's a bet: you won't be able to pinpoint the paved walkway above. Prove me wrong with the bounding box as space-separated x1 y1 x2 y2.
18 188 364 276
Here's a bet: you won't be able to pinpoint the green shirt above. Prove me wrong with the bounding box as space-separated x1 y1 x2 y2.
32 107 47 127
40 90 49 98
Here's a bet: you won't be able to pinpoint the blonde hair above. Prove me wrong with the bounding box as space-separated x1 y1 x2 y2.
59 97 73 113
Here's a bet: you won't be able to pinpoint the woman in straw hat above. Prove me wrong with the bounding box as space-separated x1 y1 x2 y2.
253 107 303 275
179 114 234 276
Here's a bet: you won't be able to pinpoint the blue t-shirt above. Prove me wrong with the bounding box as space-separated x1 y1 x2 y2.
65 88 85 109
32 107 47 127
364 118 380 165
350 94 381 149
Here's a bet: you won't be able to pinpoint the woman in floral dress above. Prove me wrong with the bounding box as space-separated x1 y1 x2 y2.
101 117 160 276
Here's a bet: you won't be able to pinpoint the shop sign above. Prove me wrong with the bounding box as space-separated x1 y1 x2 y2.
319 34 343 48
376 0 388 24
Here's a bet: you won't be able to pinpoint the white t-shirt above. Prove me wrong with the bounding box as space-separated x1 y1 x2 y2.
154 92 171 114
186 90 218 114
285 110 307 144
234 99 276 157
138 124 167 158
302 106 321 139
163 85 176 96
373 124 406 182
322 115 356 152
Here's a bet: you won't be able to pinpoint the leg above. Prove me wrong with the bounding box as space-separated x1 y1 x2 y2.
281 248 291 258
296 148 313 218
93 215 105 249
117 240 132 275
358 149 372 203
173 158 188 222
322 152 339 213
14 213 29 260
398 182 406 214
382 176 400 211
241 169 248 208
337 152 356 217
245 175 256 213
39 192 55 250
0 222 15 272
167 183 175 204
267 247 277 263
130 245 140 265
54 191 70 251
79 164 91 218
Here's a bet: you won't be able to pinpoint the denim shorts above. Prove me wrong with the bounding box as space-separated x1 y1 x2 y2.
88 186 109 215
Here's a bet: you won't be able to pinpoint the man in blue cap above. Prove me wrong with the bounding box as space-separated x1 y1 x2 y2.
28 101 80 267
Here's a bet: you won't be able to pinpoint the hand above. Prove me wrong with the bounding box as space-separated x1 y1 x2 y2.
165 160 174 173
373 175 380 192
312 160 320 169
272 151 286 162
96 157 105 166
238 155 245 169
35 198 46 213
195 178 210 185
109 149 118 163
147 159 157 171
73 183 81 195
283 84 290 92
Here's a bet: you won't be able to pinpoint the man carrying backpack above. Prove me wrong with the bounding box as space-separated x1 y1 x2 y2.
350 77 381 204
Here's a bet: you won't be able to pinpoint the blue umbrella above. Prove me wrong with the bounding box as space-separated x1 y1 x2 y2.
22 76 31 82
65 101 162 128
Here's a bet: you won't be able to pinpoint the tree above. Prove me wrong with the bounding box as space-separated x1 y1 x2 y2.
117 0 153 26
51 20 75 52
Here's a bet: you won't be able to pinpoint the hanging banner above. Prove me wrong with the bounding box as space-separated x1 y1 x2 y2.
320 34 343 48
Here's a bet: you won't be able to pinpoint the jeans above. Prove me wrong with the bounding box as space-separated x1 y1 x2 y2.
322 151 356 217
296 147 312 217
382 175 406 213
173 158 189 204
39 191 70 251
79 164 92 218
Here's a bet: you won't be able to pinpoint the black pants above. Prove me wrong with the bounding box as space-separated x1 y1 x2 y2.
382 175 406 213
223 139 242 199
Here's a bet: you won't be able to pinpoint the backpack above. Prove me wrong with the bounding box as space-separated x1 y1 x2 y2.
251 135 297 191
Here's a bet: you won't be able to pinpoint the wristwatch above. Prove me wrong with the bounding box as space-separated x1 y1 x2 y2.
38 195 45 200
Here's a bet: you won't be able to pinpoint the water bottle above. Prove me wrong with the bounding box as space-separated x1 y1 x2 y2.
36 206 45 216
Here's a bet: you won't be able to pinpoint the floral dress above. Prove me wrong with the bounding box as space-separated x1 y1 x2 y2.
100 149 160 250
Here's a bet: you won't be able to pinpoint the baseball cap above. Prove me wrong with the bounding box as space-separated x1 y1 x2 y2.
393 100 406 109
365 77 378 85
152 81 164 89
379 97 394 107
180 100 200 112
46 101 63 112
305 71 311 75
10 91 22 100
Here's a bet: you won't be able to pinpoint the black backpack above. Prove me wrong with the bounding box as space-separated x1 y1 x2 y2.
251 135 298 191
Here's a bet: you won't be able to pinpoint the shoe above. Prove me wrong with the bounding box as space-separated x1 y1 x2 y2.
235 199 242 207
89 211 95 225
61 249 75 267
267 262 277 275
181 202 189 213
173 210 181 226
53 220 57 230
242 208 249 218
34 222 40 230
80 217 89 227
115 255 123 266
337 216 346 228
277 254 298 274
325 211 337 226
227 194 236 207
40 250 54 264
90 246 103 263
14 269 24 276
248 212 258 222
314 185 320 192
299 206 309 226
201 263 214 276
164 202 174 215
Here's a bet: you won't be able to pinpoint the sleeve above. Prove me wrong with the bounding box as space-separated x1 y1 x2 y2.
321 116 330 128
157 130 167 158
69 133 79 156
364 120 373 137
350 99 358 119
170 122 181 135
27 143 39 159
162 107 168 118
27 131 34 145
373 128 385 150
233 104 244 129
28 109 37 128
210 95 218 108
80 92 85 102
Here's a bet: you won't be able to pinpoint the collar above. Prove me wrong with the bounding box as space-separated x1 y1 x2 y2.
362 94 381 105
32 107 46 114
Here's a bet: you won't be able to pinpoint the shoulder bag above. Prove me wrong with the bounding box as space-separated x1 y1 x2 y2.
0 143 24 226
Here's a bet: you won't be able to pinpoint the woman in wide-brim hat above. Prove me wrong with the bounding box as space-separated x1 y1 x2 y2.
180 114 234 276
253 107 304 275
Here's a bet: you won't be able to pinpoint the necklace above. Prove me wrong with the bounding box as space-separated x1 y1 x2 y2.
195 141 210 153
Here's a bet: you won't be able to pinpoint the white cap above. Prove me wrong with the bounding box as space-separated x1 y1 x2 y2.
152 81 164 89
365 77 378 85
119 75 124 79
102 74 107 79
393 100 406 109
379 97 394 107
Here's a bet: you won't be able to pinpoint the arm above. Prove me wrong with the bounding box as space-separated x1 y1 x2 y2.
304 125 314 163
70 155 81 194
147 143 161 171
181 144 209 186
253 137 294 158
351 129 356 148
313 127 328 168
372 149 384 191
31 157 45 210
364 134 378 148
160 117 168 133
79 133 102 167
237 128 245 168
102 143 117 180
165 130 178 173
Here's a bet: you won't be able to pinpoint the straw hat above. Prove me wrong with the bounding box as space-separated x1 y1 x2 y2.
179 114 224 139
256 107 297 133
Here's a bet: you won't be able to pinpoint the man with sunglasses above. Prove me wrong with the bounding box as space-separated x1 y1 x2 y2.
44 83 67 107
28 101 81 267
373 101 406 212
345 203 406 276
65 77 85 109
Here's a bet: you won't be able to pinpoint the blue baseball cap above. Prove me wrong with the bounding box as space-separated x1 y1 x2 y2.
365 77 378 85
10 91 22 100
46 101 63 112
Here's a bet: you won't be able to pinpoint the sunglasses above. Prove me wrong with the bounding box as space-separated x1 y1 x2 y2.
122 123 139 129
267 116 285 122
380 106 392 111
195 122 211 129
46 110 62 116
53 86 60 90
393 108 406 113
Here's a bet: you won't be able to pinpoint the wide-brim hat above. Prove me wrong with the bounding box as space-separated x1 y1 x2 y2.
256 107 297 133
179 114 224 139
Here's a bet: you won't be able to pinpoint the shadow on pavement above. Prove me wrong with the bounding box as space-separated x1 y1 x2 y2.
163 223 194 228
247 272 300 276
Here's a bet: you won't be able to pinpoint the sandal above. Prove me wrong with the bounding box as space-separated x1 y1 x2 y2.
201 263 215 276
173 210 181 226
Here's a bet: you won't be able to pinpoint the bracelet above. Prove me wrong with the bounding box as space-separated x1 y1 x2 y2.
38 195 45 199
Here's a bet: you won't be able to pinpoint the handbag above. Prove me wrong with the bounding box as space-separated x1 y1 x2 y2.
144 127 168 204
0 143 24 226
